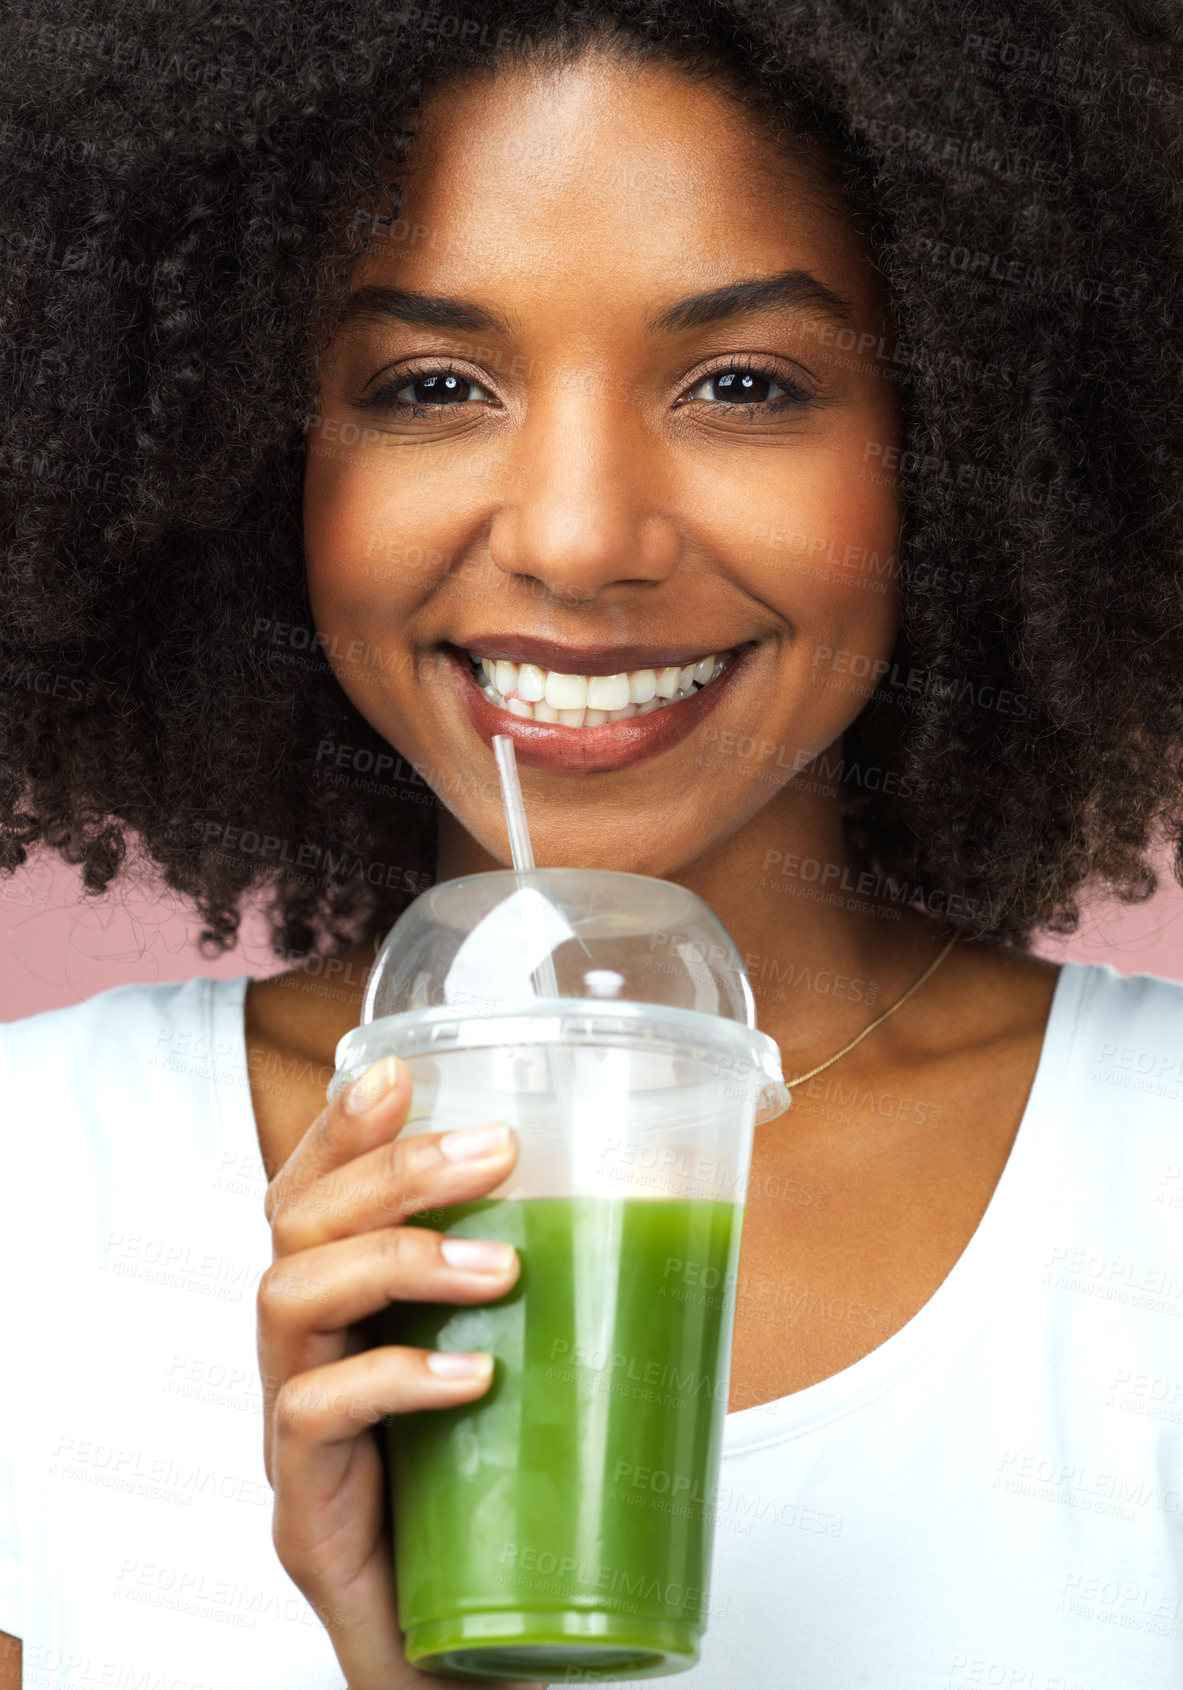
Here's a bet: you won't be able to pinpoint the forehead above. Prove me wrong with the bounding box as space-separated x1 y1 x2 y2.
353 54 875 314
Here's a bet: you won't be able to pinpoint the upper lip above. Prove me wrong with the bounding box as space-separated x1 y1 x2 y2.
450 636 744 675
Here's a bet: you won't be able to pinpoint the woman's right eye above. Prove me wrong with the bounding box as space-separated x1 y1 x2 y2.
360 365 496 413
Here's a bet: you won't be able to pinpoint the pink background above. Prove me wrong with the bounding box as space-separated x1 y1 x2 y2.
4 845 1183 1022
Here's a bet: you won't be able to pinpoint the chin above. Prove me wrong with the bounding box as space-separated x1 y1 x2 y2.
455 805 696 880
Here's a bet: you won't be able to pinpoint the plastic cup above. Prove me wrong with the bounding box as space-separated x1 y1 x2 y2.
328 869 789 1681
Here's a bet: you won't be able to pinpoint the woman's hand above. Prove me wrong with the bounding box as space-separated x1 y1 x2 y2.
258 1055 529 1688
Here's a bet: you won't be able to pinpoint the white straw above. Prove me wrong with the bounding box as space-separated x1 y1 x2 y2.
490 737 576 1151
493 735 536 872
492 733 557 995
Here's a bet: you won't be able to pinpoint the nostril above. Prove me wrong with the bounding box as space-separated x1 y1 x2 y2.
486 501 682 593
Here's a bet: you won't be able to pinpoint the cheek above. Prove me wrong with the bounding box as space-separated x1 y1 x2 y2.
302 432 455 629
742 442 900 648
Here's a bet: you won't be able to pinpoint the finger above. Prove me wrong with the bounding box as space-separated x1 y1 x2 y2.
271 1118 518 1255
258 1225 520 1380
270 1345 494 1479
265 1055 412 1224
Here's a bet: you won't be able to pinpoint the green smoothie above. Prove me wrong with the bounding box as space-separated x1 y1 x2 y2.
377 1195 743 1681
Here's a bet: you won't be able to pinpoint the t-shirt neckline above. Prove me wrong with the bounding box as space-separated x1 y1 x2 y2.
209 958 1087 1451
721 957 1086 1449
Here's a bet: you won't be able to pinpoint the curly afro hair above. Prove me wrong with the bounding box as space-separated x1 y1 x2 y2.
3 0 1183 961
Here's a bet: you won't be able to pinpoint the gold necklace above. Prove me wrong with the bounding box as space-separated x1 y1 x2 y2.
783 935 958 1088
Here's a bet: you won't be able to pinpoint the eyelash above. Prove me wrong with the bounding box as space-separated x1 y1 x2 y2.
356 361 478 414
356 355 820 417
679 357 819 413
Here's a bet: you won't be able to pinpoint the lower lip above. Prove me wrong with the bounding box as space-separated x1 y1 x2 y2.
445 647 750 773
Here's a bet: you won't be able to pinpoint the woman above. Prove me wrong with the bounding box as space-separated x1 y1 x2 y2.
2 0 1182 1684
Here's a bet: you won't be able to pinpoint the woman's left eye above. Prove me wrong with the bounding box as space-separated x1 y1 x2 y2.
679 363 815 409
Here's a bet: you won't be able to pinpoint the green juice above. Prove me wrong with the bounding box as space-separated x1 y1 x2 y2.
378 1195 743 1681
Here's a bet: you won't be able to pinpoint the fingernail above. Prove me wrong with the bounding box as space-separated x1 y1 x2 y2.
345 1056 401 1114
439 1122 511 1162
425 1350 494 1379
440 1236 517 1274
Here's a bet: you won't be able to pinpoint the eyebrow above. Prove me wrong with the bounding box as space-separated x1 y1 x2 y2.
337 286 504 334
334 268 854 337
647 270 854 334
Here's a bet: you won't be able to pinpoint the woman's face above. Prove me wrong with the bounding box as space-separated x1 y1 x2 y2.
304 52 900 874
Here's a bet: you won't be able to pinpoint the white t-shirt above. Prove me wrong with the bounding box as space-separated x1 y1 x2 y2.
1 959 1181 1689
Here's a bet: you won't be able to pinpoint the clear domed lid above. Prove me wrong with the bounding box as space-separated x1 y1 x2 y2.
331 868 790 1121
362 868 759 1026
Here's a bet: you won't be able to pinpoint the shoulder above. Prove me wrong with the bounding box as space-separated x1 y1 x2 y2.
1057 959 1183 1095
1076 954 1183 1017
0 974 258 1295
1046 960 1183 1134
1 973 199 1054
0 975 252 1161
0 974 236 1092
1035 961 1183 1263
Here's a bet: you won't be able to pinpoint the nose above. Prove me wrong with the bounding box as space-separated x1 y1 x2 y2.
487 391 682 596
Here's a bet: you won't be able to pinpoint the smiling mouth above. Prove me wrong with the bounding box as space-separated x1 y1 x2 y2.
465 648 734 728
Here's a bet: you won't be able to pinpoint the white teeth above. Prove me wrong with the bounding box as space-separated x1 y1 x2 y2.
587 672 630 711
518 663 547 702
468 650 726 728
545 671 588 710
